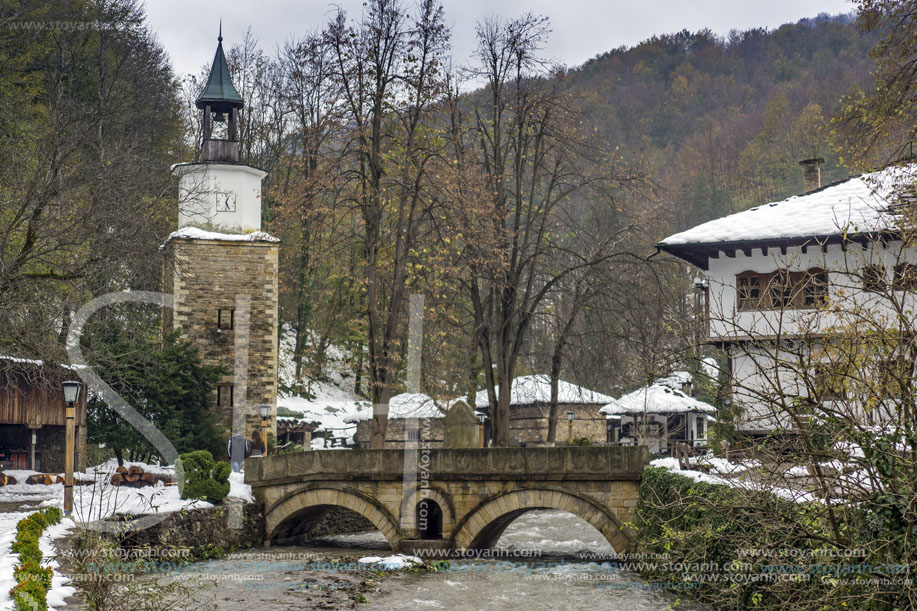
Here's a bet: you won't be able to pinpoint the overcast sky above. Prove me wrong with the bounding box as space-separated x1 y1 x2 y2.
145 0 855 78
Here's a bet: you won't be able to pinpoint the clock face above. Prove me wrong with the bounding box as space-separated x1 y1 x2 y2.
216 191 236 213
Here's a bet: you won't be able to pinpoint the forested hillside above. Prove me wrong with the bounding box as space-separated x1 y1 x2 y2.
563 14 876 237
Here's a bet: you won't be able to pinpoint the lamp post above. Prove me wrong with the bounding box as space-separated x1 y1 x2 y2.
258 404 271 456
61 380 82 516
566 411 575 445
477 413 486 448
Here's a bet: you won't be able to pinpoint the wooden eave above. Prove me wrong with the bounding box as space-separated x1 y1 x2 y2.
657 230 900 270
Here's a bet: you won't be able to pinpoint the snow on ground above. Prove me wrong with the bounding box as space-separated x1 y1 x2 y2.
41 518 77 610
0 460 257 610
0 511 29 611
650 456 818 503
358 554 422 570
344 392 448 422
276 327 369 444
229 471 252 503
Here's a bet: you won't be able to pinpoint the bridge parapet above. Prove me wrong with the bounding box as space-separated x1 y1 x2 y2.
245 445 649 487
245 446 649 555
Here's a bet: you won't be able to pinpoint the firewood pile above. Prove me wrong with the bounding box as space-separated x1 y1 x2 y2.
0 473 17 486
26 473 63 485
110 465 173 487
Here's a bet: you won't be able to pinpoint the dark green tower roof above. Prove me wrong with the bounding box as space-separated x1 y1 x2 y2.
195 31 243 110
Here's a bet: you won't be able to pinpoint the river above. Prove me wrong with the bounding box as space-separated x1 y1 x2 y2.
167 509 707 610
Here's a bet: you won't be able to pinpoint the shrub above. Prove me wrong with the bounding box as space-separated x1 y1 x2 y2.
11 578 49 611
177 450 231 504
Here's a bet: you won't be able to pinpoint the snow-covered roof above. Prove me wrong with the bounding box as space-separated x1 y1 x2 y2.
474 375 615 409
344 393 447 422
659 164 916 257
601 375 716 416
160 226 279 249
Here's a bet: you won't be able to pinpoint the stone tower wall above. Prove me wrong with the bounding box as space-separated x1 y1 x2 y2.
162 238 279 438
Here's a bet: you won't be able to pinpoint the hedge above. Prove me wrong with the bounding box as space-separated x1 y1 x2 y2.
632 467 877 610
9 507 62 611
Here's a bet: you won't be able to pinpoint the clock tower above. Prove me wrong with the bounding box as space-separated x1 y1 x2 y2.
162 31 278 439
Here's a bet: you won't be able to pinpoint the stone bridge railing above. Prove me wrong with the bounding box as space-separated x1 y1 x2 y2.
244 445 648 486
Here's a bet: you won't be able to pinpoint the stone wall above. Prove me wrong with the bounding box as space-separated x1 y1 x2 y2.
507 403 607 446
307 506 374 538
352 417 445 449
118 501 265 558
162 238 279 438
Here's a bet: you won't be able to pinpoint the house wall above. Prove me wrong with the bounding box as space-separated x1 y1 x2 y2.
353 418 446 449
705 240 915 340
704 240 914 431
506 403 606 446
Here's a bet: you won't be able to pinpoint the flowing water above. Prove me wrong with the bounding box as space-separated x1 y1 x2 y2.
169 509 707 610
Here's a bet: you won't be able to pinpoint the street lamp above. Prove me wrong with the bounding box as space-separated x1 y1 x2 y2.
477 413 486 448
567 411 575 445
61 380 82 516
258 404 271 456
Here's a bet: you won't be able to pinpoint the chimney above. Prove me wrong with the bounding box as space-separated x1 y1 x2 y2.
799 158 825 193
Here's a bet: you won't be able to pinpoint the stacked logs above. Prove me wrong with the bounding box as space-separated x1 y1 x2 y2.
109 465 173 488
26 473 63 485
0 473 17 486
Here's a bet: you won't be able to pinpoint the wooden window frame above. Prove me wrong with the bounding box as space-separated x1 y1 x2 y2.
736 268 827 311
217 308 235 331
736 271 764 311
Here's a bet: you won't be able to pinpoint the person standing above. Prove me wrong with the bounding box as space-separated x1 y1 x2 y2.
249 430 265 458
228 432 249 472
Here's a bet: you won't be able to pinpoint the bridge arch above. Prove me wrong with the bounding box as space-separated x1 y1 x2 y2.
265 486 403 550
398 485 455 539
452 487 633 554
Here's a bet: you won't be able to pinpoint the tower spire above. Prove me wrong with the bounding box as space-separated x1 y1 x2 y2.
196 26 242 162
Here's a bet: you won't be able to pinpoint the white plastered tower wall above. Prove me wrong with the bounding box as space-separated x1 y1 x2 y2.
174 162 267 233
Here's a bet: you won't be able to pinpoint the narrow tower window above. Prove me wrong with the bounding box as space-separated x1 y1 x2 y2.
217 384 234 408
217 308 235 330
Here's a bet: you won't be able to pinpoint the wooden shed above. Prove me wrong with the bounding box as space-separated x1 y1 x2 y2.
0 357 88 473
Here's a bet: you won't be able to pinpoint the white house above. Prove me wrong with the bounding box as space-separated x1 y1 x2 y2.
601 372 715 453
657 161 917 435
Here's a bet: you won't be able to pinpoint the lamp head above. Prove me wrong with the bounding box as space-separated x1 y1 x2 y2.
62 380 82 404
258 404 271 419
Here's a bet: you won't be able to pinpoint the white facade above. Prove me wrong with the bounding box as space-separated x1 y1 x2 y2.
703 240 917 431
659 164 917 433
173 162 267 233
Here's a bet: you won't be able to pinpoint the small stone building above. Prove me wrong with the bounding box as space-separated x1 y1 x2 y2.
474 375 614 446
0 357 87 472
601 372 715 454
348 393 448 449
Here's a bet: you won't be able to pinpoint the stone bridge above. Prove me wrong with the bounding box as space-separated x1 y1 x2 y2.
244 446 649 556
